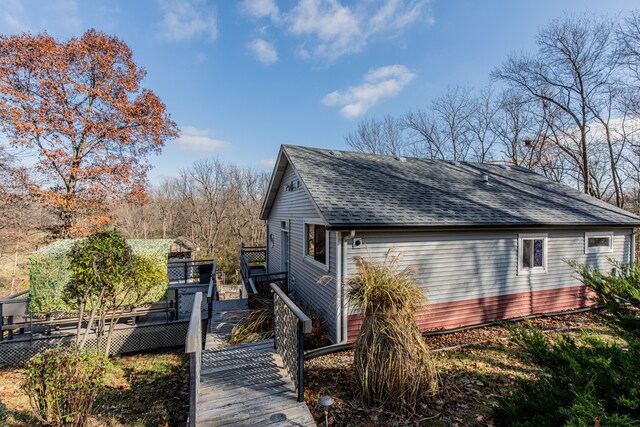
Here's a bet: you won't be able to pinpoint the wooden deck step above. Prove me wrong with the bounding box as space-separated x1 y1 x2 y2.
204 298 249 349
196 339 315 426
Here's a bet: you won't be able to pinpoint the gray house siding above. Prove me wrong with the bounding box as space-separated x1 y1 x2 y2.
345 229 632 307
267 164 338 342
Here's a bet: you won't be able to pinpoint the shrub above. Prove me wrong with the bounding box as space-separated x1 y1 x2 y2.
494 261 640 426
0 400 7 425
22 346 110 427
29 238 172 315
348 251 438 414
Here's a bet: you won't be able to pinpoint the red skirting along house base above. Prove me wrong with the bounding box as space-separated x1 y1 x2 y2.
346 285 594 343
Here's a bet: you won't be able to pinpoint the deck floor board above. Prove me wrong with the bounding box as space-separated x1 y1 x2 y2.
196 299 315 426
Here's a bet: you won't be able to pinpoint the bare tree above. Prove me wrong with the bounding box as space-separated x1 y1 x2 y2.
345 115 408 156
114 159 268 274
468 85 499 162
405 86 474 161
493 14 618 196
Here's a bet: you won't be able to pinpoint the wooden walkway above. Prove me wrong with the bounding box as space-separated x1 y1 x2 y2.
196 300 316 426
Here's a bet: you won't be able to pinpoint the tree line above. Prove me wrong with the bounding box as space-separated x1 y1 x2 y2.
346 12 640 213
115 159 269 273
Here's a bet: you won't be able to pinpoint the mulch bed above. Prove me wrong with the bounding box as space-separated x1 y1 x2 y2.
304 311 606 426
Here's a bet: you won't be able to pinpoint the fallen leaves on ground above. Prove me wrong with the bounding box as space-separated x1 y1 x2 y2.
305 311 607 426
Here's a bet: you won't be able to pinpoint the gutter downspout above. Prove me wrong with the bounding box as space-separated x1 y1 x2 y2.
335 231 341 343
339 230 356 343
632 229 638 263
265 220 269 273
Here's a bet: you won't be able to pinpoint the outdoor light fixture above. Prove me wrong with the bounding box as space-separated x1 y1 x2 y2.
269 233 275 247
318 396 335 427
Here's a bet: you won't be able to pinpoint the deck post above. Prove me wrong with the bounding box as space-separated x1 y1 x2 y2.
297 318 305 402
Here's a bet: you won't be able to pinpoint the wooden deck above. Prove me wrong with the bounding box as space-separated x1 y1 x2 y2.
205 299 249 349
197 300 316 426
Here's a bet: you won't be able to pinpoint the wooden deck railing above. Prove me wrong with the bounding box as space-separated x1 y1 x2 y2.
253 272 288 294
185 291 203 427
206 260 217 322
271 283 312 402
0 291 29 341
240 243 267 283
168 259 214 284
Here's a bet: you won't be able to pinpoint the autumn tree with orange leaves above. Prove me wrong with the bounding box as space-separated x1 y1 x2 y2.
0 30 178 237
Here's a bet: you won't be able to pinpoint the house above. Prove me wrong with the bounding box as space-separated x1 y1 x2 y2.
259 145 640 344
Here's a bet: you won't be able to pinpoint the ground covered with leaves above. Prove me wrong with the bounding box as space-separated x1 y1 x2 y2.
305 311 615 426
0 348 188 427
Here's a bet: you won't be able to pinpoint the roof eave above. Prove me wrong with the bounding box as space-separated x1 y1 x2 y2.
325 222 640 231
259 146 288 221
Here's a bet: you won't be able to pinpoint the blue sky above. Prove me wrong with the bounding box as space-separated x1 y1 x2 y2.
2 0 639 184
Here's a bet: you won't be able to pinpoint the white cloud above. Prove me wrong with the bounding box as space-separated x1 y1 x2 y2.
176 126 229 151
288 0 362 61
157 0 218 42
242 0 280 22
286 0 432 62
257 156 277 169
323 64 416 118
247 38 279 64
240 1 432 62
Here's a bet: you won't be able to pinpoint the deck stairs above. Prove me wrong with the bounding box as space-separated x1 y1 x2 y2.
196 299 315 426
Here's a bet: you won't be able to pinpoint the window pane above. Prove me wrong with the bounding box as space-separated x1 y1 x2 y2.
522 239 533 268
314 225 326 264
307 224 314 257
588 237 610 248
533 239 544 267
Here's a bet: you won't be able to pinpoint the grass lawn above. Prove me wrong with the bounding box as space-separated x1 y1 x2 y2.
305 311 616 426
0 348 188 427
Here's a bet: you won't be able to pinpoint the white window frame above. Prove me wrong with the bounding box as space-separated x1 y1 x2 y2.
517 233 548 275
584 231 614 254
303 219 329 271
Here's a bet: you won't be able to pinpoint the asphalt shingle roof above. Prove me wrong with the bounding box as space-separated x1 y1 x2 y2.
278 145 640 228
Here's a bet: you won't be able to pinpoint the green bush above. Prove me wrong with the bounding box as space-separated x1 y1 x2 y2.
29 238 173 315
494 261 640 426
22 346 110 427
0 399 7 425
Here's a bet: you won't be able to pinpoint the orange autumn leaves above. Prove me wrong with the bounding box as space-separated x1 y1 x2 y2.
0 29 178 236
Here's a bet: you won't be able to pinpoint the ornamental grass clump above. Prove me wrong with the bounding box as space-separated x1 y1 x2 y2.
228 296 274 344
348 252 438 415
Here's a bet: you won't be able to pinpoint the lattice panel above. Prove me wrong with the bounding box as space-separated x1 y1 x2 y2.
273 293 300 392
168 262 199 281
245 250 266 264
0 321 190 366
178 286 208 320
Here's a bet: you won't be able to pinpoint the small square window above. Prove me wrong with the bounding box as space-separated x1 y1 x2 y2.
518 234 547 274
585 232 613 254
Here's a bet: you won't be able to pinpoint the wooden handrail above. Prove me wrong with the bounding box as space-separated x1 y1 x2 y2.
271 283 312 402
185 291 202 427
185 292 203 353
270 284 312 333
248 278 258 295
0 290 29 301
